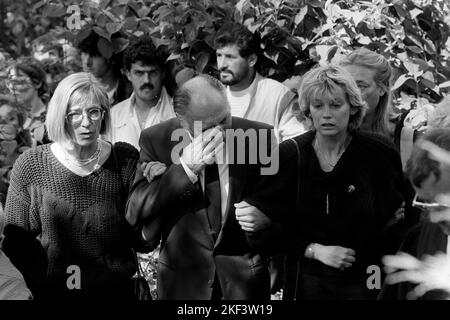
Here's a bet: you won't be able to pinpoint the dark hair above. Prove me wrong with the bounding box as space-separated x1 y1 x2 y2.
77 32 101 57
77 31 123 77
405 128 450 188
123 36 164 71
214 22 261 59
8 57 49 102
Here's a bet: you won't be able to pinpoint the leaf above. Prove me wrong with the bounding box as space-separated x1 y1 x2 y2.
195 52 210 73
396 52 408 62
96 13 109 27
93 26 111 41
410 8 423 19
106 22 123 35
42 3 66 18
236 0 250 15
32 1 47 12
439 81 450 89
411 58 429 73
406 45 423 54
123 17 139 31
393 3 407 19
97 38 113 59
76 27 92 43
154 5 174 21
423 39 436 55
308 0 323 8
422 71 435 83
111 37 129 53
138 6 151 18
403 60 423 79
99 0 113 10
152 37 170 49
295 6 308 25
117 0 129 4
139 17 157 28
392 74 413 91
166 53 181 61
358 35 371 45
327 46 338 62
277 19 286 27
315 45 332 66
351 11 366 26
420 78 440 95
181 43 190 50
185 23 198 43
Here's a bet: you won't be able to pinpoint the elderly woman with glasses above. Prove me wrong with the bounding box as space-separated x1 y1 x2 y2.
0 72 142 299
244 65 407 300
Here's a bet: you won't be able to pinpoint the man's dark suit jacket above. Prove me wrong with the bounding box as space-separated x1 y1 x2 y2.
126 117 275 300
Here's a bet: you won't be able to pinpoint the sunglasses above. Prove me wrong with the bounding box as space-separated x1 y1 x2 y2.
412 194 450 211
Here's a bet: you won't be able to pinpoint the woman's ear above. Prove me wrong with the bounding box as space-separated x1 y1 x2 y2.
377 86 386 97
350 107 358 115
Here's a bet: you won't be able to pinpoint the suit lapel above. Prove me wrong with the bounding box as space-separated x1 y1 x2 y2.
214 119 249 247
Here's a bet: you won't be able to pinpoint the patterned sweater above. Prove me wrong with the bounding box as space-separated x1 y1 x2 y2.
3 142 139 298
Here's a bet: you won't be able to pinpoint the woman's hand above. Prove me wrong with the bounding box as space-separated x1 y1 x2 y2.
141 161 167 182
314 244 356 270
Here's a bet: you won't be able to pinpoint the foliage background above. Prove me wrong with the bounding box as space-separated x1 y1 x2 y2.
1 0 450 121
1 0 450 299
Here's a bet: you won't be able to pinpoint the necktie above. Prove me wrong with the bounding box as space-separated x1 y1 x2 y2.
204 163 222 239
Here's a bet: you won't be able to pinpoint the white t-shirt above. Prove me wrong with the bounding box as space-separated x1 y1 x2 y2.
226 79 256 118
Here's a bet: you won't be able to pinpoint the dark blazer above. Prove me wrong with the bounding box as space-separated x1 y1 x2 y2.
126 117 275 300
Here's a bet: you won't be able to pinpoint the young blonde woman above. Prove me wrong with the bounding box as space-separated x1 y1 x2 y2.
245 65 407 300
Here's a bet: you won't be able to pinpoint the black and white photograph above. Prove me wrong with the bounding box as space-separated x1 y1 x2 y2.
0 0 450 313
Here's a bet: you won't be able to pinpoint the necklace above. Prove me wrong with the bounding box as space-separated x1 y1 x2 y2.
64 142 101 168
314 135 351 168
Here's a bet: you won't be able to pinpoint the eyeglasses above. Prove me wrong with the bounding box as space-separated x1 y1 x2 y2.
66 107 104 125
412 194 450 211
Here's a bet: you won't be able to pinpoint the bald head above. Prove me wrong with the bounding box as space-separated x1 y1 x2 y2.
174 75 231 135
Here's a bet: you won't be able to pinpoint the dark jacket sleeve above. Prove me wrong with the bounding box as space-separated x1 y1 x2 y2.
125 128 200 249
244 138 300 255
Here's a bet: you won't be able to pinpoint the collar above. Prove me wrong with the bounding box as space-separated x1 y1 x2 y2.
129 86 168 115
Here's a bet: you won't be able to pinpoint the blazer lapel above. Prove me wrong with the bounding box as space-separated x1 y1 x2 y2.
214 119 249 248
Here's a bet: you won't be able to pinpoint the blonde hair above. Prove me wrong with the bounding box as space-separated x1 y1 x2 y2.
340 48 392 137
298 65 367 132
46 72 111 142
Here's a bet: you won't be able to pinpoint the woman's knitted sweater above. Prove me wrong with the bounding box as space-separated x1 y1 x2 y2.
3 142 139 298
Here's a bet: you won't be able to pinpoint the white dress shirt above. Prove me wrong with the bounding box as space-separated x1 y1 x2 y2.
108 87 176 150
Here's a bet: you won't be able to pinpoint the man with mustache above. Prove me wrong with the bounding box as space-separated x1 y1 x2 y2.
109 36 175 150
214 22 305 143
